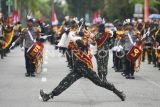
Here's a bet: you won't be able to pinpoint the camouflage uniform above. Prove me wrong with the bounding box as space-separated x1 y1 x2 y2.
40 27 125 102
94 24 111 82
95 32 110 82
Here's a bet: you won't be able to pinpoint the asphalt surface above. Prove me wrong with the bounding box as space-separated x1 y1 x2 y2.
0 42 160 107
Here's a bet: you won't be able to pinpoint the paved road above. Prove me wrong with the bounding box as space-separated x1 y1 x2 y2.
0 42 160 107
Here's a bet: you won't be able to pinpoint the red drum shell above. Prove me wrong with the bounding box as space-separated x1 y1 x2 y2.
27 42 44 62
126 43 142 62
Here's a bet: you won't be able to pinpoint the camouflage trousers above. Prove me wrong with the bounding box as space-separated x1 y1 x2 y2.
50 59 116 97
95 50 109 81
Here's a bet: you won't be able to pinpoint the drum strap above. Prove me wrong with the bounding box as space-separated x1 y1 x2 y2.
127 33 134 45
142 28 150 39
0 25 2 37
27 28 36 42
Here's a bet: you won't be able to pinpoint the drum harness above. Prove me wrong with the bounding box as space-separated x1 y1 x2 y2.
9 28 36 50
27 28 36 53
127 32 142 72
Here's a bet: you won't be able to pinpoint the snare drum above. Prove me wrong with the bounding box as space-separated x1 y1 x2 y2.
27 42 44 62
126 42 142 62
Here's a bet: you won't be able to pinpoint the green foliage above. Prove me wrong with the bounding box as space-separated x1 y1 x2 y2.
65 0 134 21
17 0 50 19
66 0 105 18
102 0 134 21
129 0 158 6
15 0 160 23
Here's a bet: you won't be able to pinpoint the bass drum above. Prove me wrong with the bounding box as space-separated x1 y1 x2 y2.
27 42 44 63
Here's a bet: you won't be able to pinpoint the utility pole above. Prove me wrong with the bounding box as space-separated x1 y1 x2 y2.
144 0 149 22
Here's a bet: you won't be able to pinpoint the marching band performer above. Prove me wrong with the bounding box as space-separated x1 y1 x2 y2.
57 17 75 70
112 21 125 72
142 22 154 64
94 21 111 82
0 12 5 59
11 18 40 77
22 18 38 77
155 28 160 69
57 25 72 70
123 19 137 79
40 19 126 102
1 15 14 58
12 22 22 48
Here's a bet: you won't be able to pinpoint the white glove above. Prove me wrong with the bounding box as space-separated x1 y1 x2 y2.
9 42 15 49
112 46 118 51
109 30 113 37
33 40 36 42
119 45 123 50
90 44 97 55
12 42 15 46
117 45 123 52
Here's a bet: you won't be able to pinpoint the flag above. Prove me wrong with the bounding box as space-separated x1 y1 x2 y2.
12 10 20 24
92 10 102 24
51 8 58 25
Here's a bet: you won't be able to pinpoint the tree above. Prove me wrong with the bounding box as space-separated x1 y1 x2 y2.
16 0 50 23
129 0 160 13
103 0 134 21
65 0 105 19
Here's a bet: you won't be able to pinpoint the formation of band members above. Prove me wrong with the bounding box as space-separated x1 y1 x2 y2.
0 11 160 79
1 11 160 102
54 17 160 80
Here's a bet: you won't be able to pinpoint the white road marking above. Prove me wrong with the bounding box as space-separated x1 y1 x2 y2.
142 77 160 88
44 56 48 60
44 61 48 65
42 68 48 73
41 77 47 82
41 45 50 83
39 95 42 100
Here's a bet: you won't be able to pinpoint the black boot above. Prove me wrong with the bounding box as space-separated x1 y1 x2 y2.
40 89 53 102
1 55 3 59
113 88 126 101
25 73 30 77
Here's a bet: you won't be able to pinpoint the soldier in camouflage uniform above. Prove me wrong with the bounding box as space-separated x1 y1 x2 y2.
94 23 110 82
0 12 5 59
142 22 154 64
112 22 125 72
40 20 126 102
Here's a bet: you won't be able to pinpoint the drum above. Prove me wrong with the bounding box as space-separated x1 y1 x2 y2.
127 42 142 62
27 42 44 62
